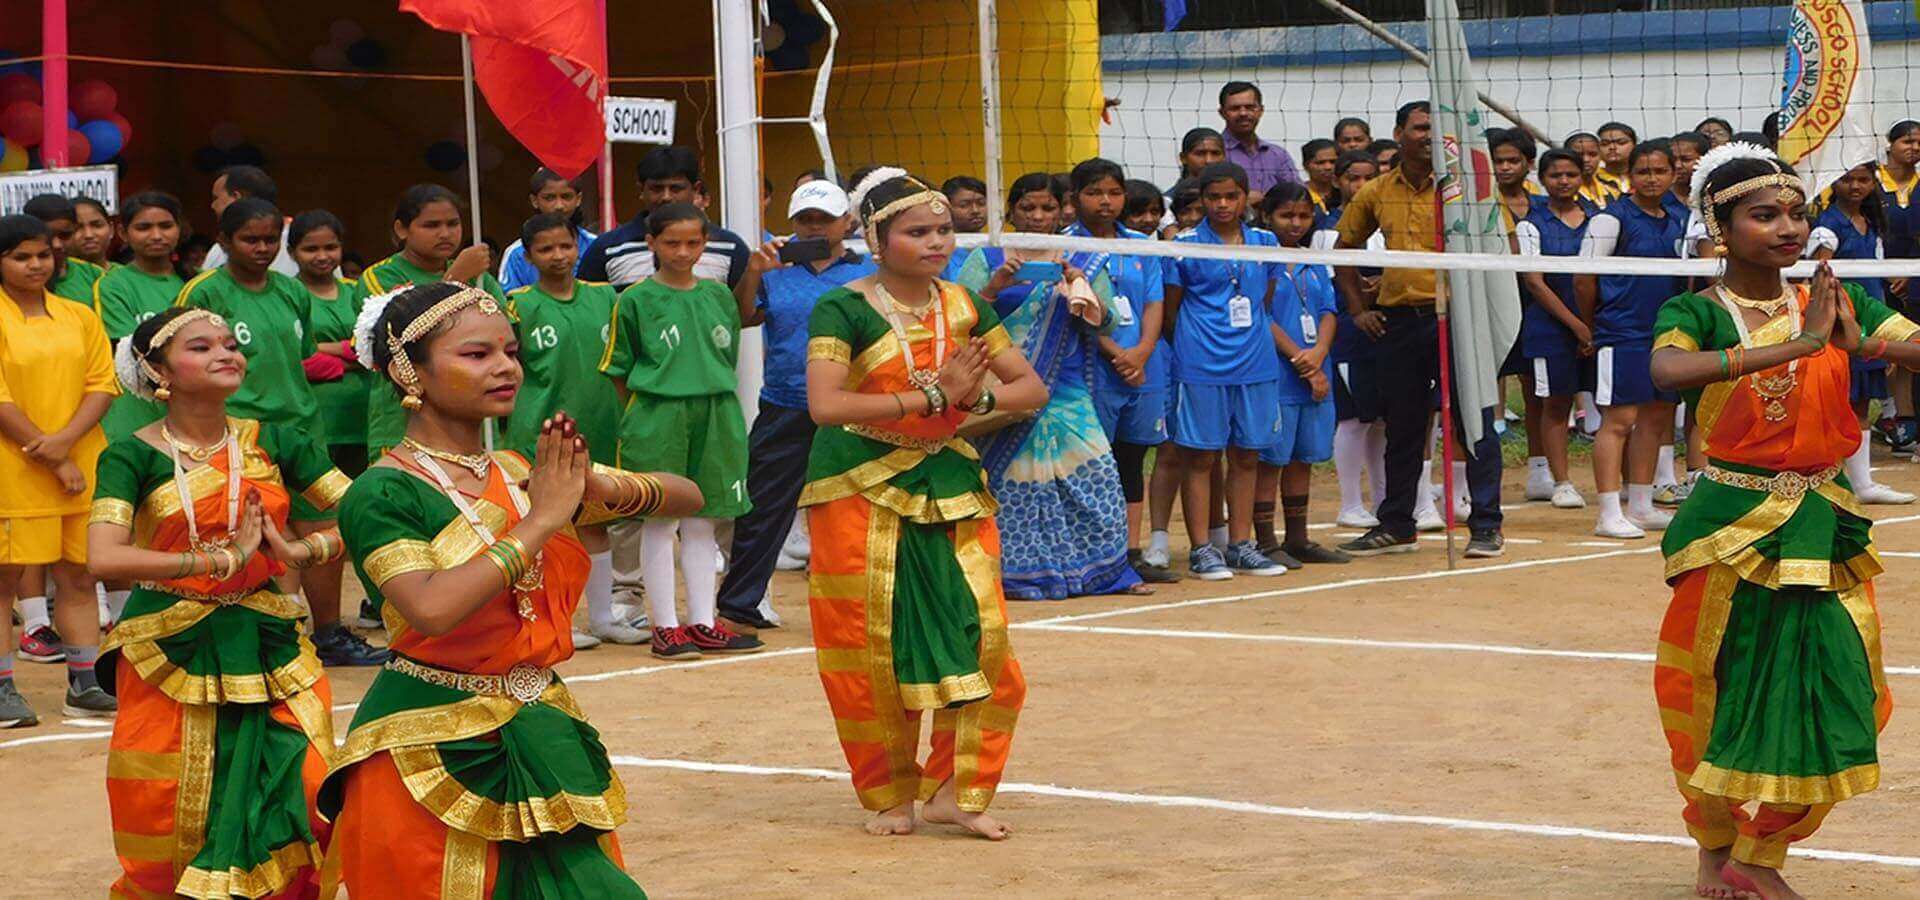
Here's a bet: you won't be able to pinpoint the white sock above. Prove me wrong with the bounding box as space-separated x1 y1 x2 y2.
1414 465 1439 519
1146 530 1171 565
1451 460 1469 505
586 551 616 629
680 518 720 628
640 519 681 629
1846 437 1876 490
1421 459 1435 492
1208 525 1229 551
1599 490 1625 521
18 596 49 632
1578 392 1601 434
1655 445 1677 487
1366 422 1387 508
1527 456 1551 483
1334 420 1370 511
1626 483 1654 517
104 589 129 624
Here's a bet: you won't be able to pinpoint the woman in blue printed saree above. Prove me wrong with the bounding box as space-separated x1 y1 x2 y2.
953 173 1143 600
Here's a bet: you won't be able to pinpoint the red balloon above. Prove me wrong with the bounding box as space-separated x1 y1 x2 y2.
105 111 131 146
71 79 116 120
0 101 43 147
61 128 89 166
0 73 38 107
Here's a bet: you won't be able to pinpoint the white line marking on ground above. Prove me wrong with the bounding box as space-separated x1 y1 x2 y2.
565 646 813 684
0 731 108 750
606 754 1920 869
1569 541 1630 548
1018 623 1920 676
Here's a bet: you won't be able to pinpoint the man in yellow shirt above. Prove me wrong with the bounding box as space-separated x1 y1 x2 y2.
0 214 119 725
1330 101 1506 561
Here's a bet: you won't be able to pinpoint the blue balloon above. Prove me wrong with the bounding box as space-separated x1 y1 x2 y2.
79 119 121 162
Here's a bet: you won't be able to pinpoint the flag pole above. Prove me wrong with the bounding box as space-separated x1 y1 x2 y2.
42 0 68 166
1434 191 1458 570
597 0 616 232
458 34 493 451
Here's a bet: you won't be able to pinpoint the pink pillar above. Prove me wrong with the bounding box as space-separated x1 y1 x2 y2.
41 0 68 166
598 0 616 231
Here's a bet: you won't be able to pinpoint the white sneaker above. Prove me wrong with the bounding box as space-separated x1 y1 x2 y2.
755 596 784 627
612 601 650 631
775 549 808 571
1628 507 1674 531
1525 477 1555 502
1415 505 1445 533
591 622 650 645
1551 482 1587 509
1142 545 1171 568
1336 506 1379 528
1452 496 1472 522
715 550 728 574
572 628 603 650
1857 482 1918 505
1594 516 1646 539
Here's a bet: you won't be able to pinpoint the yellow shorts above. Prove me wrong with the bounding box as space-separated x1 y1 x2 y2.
0 513 89 565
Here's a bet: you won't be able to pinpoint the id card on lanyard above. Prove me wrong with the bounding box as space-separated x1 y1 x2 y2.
1228 259 1253 329
1291 264 1319 344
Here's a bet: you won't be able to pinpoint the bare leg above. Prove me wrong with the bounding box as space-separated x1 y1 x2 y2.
1541 395 1575 483
1180 449 1218 550
922 777 1010 840
864 801 916 837
50 562 98 650
1693 848 1750 899
1721 860 1799 900
1593 405 1638 494
1224 448 1261 544
1627 401 1671 488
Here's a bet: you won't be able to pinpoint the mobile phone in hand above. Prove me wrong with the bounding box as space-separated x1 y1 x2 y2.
778 237 833 265
1014 260 1063 283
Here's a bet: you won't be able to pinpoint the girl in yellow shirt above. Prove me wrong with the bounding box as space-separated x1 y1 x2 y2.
0 214 119 726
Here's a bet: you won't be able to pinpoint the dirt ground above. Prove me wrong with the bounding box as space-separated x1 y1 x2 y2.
7 447 1920 898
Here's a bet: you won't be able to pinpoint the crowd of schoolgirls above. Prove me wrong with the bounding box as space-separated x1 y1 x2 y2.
2 80 1917 731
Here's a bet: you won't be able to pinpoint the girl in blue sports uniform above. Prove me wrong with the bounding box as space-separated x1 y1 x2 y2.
1576 139 1684 539
1812 161 1914 505
1516 149 1596 512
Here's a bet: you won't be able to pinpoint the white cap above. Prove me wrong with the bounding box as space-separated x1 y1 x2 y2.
788 179 850 218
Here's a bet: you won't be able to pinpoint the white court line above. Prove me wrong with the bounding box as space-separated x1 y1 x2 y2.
1569 541 1630 548
607 754 1920 870
1019 623 1920 677
566 646 813 684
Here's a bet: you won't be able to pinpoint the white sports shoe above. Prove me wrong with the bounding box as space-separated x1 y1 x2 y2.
591 622 650 645
1551 482 1587 509
1336 506 1379 528
612 601 649 631
1857 482 1918 505
1452 496 1472 522
1628 507 1674 531
572 629 603 650
1415 505 1446 533
1525 476 1556 502
1594 515 1646 539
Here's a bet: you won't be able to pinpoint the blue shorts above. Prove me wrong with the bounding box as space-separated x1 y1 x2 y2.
1333 357 1382 422
1852 362 1890 405
1528 352 1589 399
1171 380 1282 451
1260 400 1336 466
1093 385 1169 446
1592 343 1672 407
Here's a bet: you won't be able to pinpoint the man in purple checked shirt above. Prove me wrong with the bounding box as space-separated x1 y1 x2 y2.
1218 80 1302 207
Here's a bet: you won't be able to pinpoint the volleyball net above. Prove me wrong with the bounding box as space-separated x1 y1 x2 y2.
769 0 1920 280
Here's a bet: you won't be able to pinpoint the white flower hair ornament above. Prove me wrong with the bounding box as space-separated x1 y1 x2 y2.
352 287 409 374
1689 141 1784 214
113 336 153 401
849 165 910 213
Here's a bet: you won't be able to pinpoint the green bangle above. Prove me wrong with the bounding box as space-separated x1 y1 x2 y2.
1717 349 1730 378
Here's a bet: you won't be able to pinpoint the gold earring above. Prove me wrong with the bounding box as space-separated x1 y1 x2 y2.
401 390 423 411
154 382 172 401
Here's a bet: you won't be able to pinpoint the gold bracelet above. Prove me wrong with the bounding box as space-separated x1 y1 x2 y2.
485 536 531 586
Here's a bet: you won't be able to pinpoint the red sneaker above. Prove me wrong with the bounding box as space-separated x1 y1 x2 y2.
18 625 64 663
687 622 764 654
650 626 701 660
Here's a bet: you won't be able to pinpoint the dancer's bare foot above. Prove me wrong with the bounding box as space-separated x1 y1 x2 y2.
922 778 1011 840
864 801 915 836
1694 848 1753 899
1721 860 1801 900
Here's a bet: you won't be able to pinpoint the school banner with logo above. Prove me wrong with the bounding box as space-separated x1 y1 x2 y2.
1778 0 1876 195
401 0 608 179
1426 0 1522 451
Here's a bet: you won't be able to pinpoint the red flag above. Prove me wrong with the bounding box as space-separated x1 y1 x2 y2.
401 0 608 179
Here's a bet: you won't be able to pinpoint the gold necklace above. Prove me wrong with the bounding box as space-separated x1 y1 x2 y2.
1716 281 1790 317
873 282 946 388
401 437 492 480
159 422 231 463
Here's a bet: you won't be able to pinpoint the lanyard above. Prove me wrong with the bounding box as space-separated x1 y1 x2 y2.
406 449 541 620
168 430 241 553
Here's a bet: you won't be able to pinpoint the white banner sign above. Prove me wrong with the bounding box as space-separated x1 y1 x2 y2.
605 97 677 145
0 165 119 215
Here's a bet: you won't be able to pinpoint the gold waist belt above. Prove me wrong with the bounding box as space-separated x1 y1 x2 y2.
1701 464 1840 500
846 423 950 454
385 656 553 704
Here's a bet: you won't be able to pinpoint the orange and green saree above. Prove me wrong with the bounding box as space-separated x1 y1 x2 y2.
799 282 1027 815
92 418 349 899
325 452 643 899
1651 283 1911 869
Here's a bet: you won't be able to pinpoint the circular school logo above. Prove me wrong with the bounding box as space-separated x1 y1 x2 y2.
1778 0 1862 162
711 325 732 349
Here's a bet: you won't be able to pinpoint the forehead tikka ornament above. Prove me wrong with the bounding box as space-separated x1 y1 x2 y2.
1701 173 1806 249
384 288 504 410
140 309 227 400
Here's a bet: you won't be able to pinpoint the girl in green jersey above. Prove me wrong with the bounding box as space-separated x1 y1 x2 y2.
359 184 502 455
506 213 638 646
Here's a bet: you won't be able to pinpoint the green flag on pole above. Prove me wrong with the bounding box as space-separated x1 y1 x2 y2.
1427 0 1524 451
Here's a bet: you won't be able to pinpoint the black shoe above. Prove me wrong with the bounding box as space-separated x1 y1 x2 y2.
1464 529 1505 559
1127 549 1180 583
62 685 117 719
1879 417 1918 452
688 622 765 654
1338 527 1417 557
348 598 383 630
1256 544 1302 570
313 625 391 667
1283 541 1352 564
651 626 702 660
717 607 778 630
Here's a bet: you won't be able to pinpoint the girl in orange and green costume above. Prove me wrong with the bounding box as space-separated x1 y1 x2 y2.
801 168 1050 839
1649 143 1910 899
321 282 701 898
89 307 351 899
